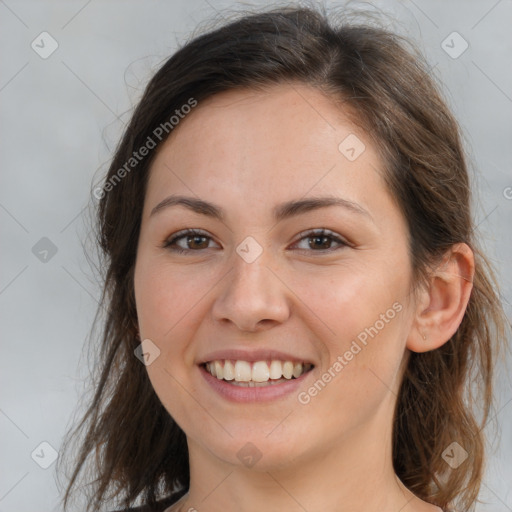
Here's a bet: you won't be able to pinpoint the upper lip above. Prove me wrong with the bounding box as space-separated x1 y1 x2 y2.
197 349 315 366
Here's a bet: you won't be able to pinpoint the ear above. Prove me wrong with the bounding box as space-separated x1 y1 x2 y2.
407 243 475 353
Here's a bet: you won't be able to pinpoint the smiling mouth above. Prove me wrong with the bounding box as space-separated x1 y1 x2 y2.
202 359 314 387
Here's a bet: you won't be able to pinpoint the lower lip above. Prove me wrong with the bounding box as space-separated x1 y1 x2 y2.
199 364 313 403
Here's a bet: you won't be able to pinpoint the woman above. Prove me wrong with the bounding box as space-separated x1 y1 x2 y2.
57 4 508 512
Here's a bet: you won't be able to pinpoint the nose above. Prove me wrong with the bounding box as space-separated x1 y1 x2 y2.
211 248 290 332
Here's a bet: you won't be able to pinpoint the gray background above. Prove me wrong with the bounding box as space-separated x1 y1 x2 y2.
0 1 511 511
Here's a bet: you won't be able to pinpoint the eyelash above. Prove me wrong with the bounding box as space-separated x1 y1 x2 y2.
161 228 350 254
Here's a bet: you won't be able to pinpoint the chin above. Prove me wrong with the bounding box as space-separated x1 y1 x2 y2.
198 427 312 471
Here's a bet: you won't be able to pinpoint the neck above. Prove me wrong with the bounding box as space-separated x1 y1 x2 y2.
181 414 423 512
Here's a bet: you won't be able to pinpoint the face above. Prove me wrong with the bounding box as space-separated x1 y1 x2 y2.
134 84 417 470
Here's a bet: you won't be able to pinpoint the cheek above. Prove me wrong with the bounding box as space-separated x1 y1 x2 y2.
134 259 208 427
293 264 409 402
289 261 406 343
135 258 205 340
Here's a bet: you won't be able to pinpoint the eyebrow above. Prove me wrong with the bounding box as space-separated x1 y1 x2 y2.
149 194 374 223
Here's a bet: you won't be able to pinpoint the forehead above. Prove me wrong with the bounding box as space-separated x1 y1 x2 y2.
162 84 365 157
144 84 390 222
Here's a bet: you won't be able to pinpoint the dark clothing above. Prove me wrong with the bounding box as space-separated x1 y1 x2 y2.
110 490 186 512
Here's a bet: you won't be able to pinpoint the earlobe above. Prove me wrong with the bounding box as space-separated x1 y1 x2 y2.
407 243 475 353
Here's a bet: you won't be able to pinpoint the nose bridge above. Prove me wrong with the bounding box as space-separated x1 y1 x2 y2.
211 239 289 331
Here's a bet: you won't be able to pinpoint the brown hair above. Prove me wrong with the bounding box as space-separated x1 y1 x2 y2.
57 4 509 511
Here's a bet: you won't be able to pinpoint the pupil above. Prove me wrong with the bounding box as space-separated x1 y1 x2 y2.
311 236 329 249
190 235 207 249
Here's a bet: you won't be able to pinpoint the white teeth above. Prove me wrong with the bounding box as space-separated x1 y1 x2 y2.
282 361 294 379
234 360 252 382
204 359 312 383
269 360 282 380
214 361 224 380
252 361 270 382
293 362 303 378
223 360 235 380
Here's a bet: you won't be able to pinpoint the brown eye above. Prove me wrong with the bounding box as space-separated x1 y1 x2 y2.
292 229 349 253
162 229 217 253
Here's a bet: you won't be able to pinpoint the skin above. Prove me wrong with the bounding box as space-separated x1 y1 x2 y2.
133 83 474 512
